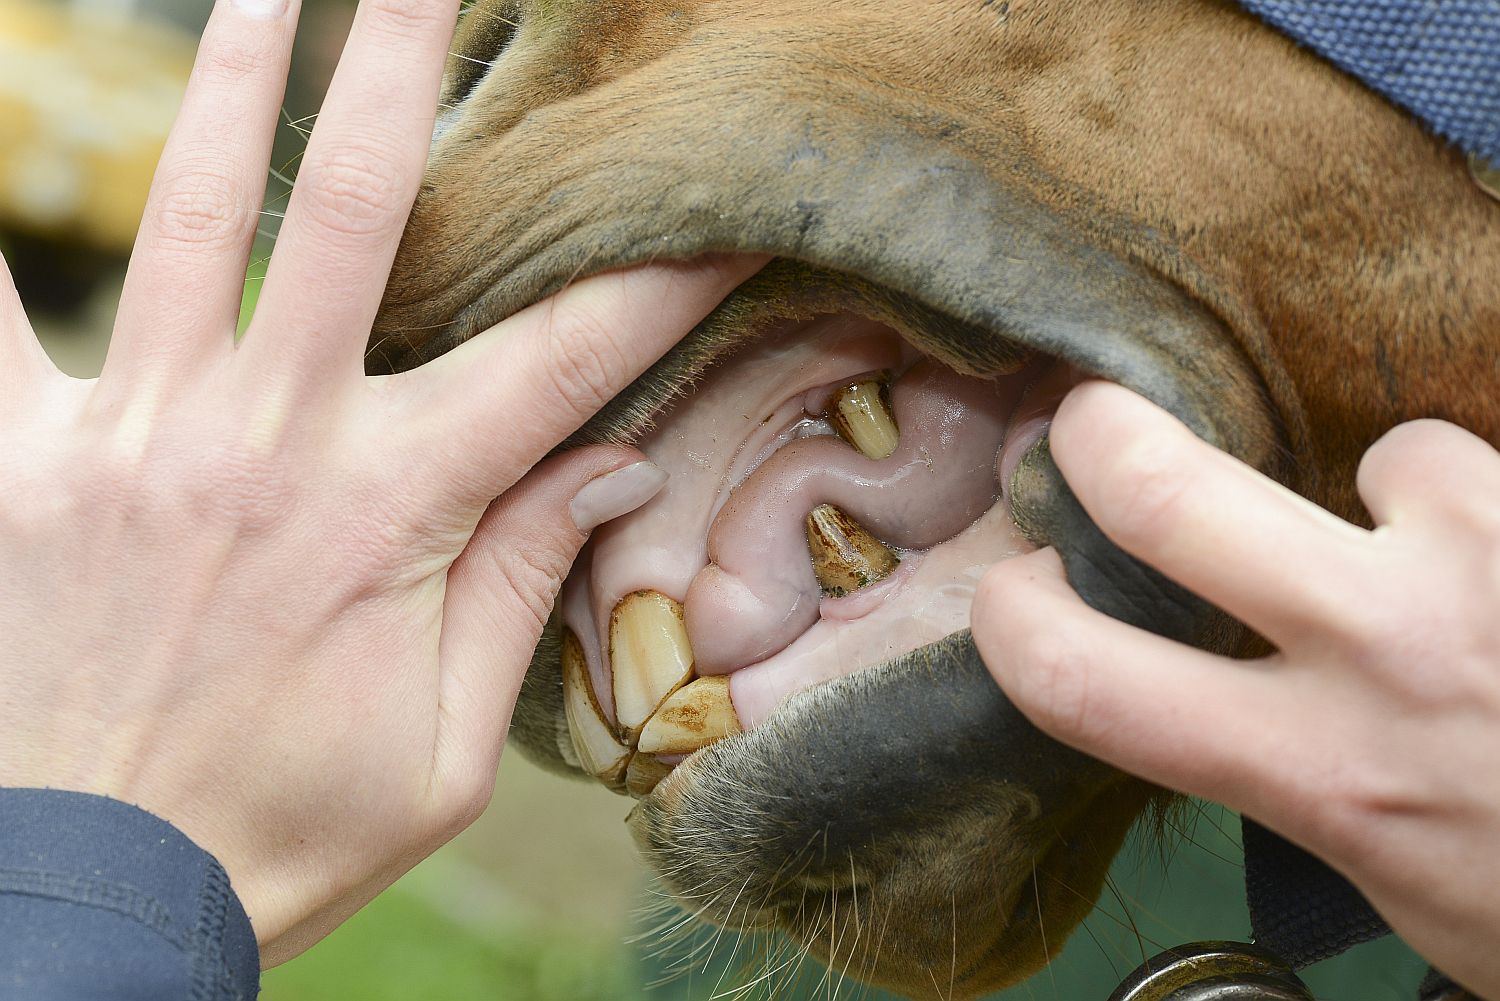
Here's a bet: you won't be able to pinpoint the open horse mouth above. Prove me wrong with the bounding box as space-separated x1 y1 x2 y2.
375 242 1255 996
377 210 1257 797
556 295 1079 799
374 158 1276 813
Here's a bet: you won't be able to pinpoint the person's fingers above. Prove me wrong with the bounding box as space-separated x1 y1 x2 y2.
0 252 54 389
101 0 301 382
1048 381 1373 647
972 547 1299 814
1357 419 1500 530
432 448 665 784
244 0 460 382
381 254 766 508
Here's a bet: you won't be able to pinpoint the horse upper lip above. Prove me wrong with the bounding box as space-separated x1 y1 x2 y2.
373 89 1238 442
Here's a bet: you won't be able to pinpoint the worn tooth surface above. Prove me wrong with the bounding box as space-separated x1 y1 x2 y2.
610 590 694 741
637 676 743 755
625 752 674 799
806 503 900 598
561 629 629 791
828 377 899 460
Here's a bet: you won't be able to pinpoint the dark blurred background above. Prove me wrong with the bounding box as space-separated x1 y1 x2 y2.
1 2 1428 996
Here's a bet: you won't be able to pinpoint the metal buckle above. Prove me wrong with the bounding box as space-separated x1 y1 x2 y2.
1471 154 1500 203
1108 941 1314 1001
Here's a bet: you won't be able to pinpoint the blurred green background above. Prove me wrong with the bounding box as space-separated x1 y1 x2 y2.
254 795 1430 1001
3 2 1432 998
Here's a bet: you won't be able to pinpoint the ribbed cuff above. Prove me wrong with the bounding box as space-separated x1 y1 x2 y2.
0 788 259 1000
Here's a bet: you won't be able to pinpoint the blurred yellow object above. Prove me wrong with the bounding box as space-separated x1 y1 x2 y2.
0 0 195 252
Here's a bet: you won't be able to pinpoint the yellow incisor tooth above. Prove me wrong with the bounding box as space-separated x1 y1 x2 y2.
806 503 900 598
561 629 629 791
625 752 674 799
610 590 695 742
828 377 899 460
637 676 743 755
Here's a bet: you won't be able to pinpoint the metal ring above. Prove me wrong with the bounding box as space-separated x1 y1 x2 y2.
1108 941 1314 1001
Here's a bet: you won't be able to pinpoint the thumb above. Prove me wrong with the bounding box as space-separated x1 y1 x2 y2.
433 447 667 780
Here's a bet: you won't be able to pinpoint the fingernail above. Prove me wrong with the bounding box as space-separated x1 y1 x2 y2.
571 461 668 532
232 0 288 19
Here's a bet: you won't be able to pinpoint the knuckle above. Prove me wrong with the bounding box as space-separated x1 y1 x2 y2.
361 0 451 41
975 562 1036 633
434 765 498 833
1010 627 1094 738
295 149 409 238
1358 420 1498 523
1331 605 1396 658
541 316 628 416
1305 766 1409 862
195 37 268 86
495 544 570 635
973 565 1010 619
1102 440 1197 551
75 410 297 531
186 444 296 527
1357 431 1405 485
1368 419 1447 463
1436 470 1500 539
146 167 255 251
1356 423 1428 497
72 438 152 511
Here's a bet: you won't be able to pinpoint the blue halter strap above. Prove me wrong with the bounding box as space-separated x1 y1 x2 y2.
1239 0 1500 164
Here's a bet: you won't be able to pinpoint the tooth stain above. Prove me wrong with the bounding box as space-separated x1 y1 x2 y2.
827 375 900 460
637 675 742 755
805 503 900 598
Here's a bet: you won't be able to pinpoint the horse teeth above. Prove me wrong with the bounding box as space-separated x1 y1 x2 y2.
637 676 743 755
625 752 674 799
561 629 629 791
828 377 899 460
805 504 900 598
610 590 695 742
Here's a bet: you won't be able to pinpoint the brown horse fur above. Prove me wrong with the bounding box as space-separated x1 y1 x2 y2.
369 1 1500 997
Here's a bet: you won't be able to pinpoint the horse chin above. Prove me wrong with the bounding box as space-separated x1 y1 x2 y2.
630 725 1161 1000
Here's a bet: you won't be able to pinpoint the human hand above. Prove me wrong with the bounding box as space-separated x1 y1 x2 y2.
0 0 760 965
972 381 1500 997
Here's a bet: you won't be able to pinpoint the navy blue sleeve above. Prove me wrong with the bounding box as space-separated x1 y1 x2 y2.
0 788 260 1000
